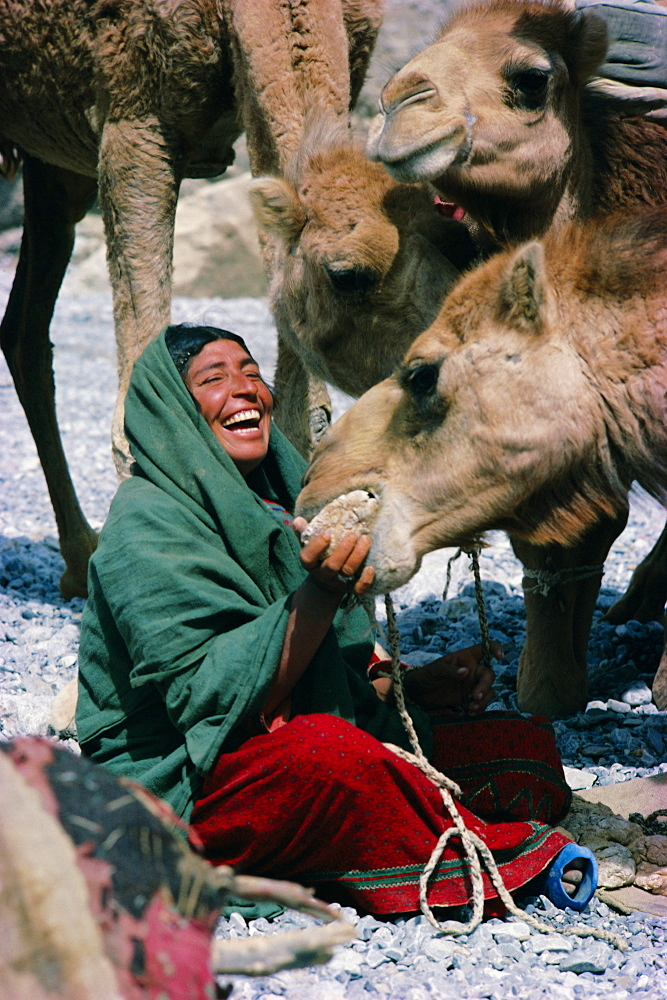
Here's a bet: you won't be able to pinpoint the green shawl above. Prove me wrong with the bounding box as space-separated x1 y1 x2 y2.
76 329 433 823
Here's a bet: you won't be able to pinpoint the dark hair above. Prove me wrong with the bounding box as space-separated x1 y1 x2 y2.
164 324 253 378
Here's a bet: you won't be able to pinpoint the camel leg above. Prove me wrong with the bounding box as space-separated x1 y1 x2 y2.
512 510 628 717
0 156 98 599
271 331 332 459
97 120 179 476
252 222 332 458
605 518 667 624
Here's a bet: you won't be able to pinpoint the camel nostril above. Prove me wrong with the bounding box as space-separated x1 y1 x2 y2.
325 266 380 296
380 72 438 116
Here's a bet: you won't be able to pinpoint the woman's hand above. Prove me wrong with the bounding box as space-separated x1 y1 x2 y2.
266 524 374 719
402 643 503 715
293 517 375 599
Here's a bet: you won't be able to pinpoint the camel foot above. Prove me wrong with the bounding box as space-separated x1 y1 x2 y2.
59 567 89 600
58 529 98 600
605 584 667 626
604 529 667 624
517 685 588 718
517 651 588 718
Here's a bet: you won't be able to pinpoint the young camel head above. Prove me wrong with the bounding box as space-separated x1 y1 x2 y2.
367 0 609 243
296 209 667 593
249 118 478 398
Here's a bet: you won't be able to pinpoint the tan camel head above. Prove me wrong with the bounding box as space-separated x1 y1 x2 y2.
248 116 479 398
367 0 608 243
296 208 667 593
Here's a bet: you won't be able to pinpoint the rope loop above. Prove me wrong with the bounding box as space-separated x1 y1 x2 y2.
523 562 605 598
382 580 627 951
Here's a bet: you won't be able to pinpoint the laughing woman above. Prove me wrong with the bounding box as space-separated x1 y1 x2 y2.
76 323 578 920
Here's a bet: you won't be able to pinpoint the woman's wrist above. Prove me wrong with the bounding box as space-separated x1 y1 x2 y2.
300 574 345 607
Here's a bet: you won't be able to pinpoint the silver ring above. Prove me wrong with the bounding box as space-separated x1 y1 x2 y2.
337 573 356 585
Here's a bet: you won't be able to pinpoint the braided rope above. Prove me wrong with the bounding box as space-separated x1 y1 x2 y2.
382 584 628 951
523 563 606 597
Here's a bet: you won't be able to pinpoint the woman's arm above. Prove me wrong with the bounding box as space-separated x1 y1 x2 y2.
261 527 375 716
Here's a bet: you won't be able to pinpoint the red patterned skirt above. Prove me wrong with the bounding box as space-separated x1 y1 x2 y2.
190 711 572 916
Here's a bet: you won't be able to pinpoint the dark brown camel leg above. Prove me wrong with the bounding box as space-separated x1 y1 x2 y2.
604 516 667 708
0 156 98 599
604 519 667 625
511 510 629 717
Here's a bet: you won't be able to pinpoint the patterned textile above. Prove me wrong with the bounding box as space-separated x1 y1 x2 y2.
190 713 571 916
2 737 221 1000
429 710 571 826
261 497 294 527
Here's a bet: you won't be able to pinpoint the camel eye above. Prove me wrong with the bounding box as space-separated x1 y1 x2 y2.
507 68 550 111
401 361 440 399
324 265 379 296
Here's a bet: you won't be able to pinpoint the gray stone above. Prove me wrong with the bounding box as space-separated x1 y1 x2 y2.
490 921 531 942
421 937 457 963
558 943 612 974
595 842 636 889
621 681 653 706
563 766 598 790
527 934 573 954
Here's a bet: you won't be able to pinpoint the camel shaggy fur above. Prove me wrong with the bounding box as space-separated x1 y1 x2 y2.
0 0 384 598
296 207 667 715
249 118 478 404
363 0 667 715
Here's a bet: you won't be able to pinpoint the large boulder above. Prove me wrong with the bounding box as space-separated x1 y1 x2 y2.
62 172 266 300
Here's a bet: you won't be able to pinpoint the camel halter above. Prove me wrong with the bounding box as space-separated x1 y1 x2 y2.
381 546 627 952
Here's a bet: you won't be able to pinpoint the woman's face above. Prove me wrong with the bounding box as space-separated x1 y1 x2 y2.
184 339 273 476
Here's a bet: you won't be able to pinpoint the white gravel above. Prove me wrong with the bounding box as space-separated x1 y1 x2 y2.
1 275 666 999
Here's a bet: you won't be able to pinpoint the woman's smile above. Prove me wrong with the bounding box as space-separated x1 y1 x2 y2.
222 407 263 432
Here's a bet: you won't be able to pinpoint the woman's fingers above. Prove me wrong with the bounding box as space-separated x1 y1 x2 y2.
299 531 334 571
405 651 497 713
299 530 373 593
353 564 375 596
292 516 308 536
332 533 371 577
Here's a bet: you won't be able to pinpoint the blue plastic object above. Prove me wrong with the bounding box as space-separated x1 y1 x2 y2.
540 842 598 912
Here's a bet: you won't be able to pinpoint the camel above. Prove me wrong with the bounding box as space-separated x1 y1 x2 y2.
296 206 667 715
362 0 667 715
248 117 478 406
0 0 385 599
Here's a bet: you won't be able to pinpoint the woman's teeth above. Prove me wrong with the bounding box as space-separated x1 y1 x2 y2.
222 409 261 430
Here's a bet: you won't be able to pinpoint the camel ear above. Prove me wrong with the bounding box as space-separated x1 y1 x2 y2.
570 10 609 83
247 177 305 245
499 241 546 333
